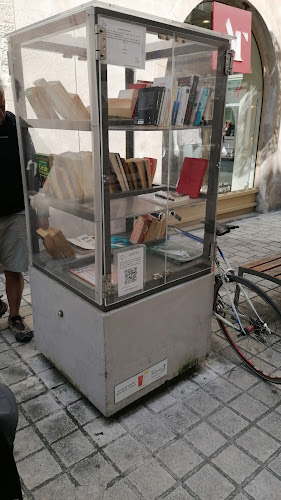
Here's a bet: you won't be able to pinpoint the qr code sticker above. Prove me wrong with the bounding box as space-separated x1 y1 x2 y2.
124 267 137 285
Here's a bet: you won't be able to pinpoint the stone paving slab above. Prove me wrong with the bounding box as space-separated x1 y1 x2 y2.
1 210 281 499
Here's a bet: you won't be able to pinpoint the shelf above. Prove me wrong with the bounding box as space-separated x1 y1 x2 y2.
110 185 167 199
20 118 91 131
37 191 190 222
110 196 173 220
20 117 212 132
109 119 212 131
39 194 95 221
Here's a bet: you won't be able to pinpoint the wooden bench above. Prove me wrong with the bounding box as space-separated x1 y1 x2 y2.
238 253 281 286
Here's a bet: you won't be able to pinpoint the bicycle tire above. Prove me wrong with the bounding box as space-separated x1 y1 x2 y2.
214 274 281 383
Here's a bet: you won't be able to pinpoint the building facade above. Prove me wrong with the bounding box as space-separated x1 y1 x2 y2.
1 0 281 216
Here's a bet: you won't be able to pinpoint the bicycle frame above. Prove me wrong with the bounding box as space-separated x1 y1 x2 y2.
174 227 265 335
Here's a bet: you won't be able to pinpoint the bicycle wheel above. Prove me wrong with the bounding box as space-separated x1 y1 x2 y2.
214 274 281 383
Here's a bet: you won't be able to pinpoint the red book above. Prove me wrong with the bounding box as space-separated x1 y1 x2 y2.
176 157 208 199
129 83 148 90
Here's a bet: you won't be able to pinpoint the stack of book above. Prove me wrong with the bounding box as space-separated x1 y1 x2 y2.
25 79 90 120
130 213 166 244
41 151 94 202
109 153 157 193
132 74 213 127
37 226 76 260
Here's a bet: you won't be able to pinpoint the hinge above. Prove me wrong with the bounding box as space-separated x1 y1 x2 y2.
225 49 234 75
209 241 217 262
102 274 112 296
95 25 106 61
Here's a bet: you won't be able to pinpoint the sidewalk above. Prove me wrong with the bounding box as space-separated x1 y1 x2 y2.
1 210 281 500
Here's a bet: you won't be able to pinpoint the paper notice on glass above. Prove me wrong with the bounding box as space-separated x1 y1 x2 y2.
116 245 145 297
68 234 95 250
110 218 126 235
99 17 146 69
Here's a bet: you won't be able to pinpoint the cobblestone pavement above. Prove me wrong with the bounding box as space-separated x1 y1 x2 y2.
1 210 281 499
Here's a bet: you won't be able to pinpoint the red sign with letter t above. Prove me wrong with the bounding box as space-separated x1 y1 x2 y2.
213 2 252 73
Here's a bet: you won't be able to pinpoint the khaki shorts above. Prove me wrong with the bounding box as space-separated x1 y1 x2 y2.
0 214 29 273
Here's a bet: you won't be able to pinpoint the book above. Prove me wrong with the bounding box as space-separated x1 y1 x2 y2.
67 234 95 251
139 190 190 206
125 159 139 190
153 219 165 240
134 87 161 125
47 227 76 258
68 93 90 119
33 79 88 120
190 89 201 125
129 83 148 91
109 152 129 192
144 157 157 182
108 94 137 118
133 158 147 189
113 153 130 190
194 88 209 126
136 80 153 87
159 219 167 239
143 215 158 242
130 216 148 244
34 153 54 188
55 166 77 200
120 158 134 190
143 158 152 188
78 151 94 196
183 75 199 125
176 157 209 198
175 86 190 126
25 86 59 120
58 153 84 201
156 87 166 126
37 228 64 259
171 85 181 125
45 166 64 200
109 171 121 193
202 88 214 123
152 76 174 126
70 263 96 286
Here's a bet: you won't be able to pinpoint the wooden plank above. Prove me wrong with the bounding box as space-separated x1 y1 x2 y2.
240 253 281 269
253 258 281 272
265 266 281 277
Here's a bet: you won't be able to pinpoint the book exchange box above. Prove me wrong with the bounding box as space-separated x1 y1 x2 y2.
7 1 232 416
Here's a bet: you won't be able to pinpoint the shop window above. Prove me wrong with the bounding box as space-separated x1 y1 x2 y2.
186 2 263 193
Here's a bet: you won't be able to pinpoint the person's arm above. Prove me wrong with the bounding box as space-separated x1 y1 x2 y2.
22 128 50 228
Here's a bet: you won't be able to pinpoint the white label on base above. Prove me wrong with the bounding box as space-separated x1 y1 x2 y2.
117 246 144 297
115 359 168 403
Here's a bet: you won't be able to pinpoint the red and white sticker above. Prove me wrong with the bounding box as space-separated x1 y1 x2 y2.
115 359 168 403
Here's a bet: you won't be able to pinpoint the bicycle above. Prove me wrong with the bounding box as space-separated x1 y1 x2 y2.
175 222 281 383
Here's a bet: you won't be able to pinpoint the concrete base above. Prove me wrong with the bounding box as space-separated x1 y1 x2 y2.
29 267 213 416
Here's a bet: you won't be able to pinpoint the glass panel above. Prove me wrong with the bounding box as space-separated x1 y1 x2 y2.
100 16 223 306
185 3 263 194
16 23 99 304
220 35 263 192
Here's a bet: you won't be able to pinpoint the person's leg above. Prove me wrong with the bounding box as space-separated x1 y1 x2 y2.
4 270 24 318
5 270 33 342
1 215 33 342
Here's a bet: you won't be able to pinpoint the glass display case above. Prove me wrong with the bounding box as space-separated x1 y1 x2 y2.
8 2 232 416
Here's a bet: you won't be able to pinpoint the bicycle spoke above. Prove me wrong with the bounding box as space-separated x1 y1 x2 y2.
214 275 281 382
